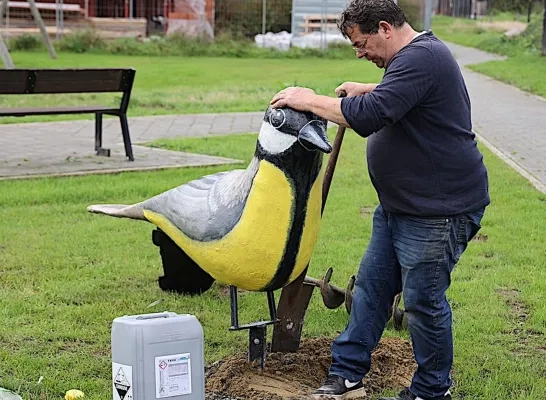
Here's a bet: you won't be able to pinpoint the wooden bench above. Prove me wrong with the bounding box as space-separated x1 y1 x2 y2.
0 68 136 161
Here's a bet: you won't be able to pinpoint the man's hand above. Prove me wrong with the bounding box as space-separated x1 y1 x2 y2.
335 82 378 97
271 86 350 128
270 87 316 111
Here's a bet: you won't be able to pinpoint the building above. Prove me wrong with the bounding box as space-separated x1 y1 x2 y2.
1 0 214 37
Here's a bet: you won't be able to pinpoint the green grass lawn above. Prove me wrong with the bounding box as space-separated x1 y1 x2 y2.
1 15 546 399
2 14 544 126
0 51 382 124
431 14 546 99
1 129 546 399
467 55 546 96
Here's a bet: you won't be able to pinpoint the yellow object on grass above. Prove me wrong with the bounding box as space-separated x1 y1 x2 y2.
65 389 84 400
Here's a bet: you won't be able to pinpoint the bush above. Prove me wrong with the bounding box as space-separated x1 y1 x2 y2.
519 11 544 50
104 37 148 55
56 29 106 53
481 12 544 56
9 34 43 51
490 0 536 14
434 10 544 57
7 27 352 59
45 29 354 60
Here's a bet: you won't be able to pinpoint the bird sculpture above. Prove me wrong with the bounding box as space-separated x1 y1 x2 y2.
87 106 332 324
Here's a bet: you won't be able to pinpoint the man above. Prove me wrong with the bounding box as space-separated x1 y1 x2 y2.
270 0 489 399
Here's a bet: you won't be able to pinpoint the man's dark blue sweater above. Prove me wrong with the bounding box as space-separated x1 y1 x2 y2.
340 31 490 216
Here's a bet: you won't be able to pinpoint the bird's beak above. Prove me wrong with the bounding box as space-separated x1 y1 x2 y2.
298 120 332 153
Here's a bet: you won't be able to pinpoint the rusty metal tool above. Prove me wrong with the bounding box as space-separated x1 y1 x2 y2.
391 293 405 331
344 275 355 314
304 267 346 309
271 91 348 353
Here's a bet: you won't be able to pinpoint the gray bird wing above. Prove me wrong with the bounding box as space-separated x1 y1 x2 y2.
88 158 260 242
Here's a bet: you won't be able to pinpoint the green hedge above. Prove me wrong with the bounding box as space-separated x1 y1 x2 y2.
8 29 354 59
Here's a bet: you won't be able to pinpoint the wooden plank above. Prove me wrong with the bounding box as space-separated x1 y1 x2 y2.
0 26 76 37
0 15 87 29
0 17 148 38
88 17 147 26
33 69 125 93
0 71 28 93
302 13 340 22
0 105 118 116
0 17 89 28
300 22 339 34
7 1 82 13
86 17 147 37
301 22 339 28
0 69 131 94
301 13 340 33
0 15 146 38
0 27 145 39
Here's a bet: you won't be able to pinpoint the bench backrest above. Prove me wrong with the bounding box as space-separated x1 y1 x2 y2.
0 68 135 95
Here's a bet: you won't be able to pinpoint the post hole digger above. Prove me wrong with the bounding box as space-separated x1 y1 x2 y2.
271 91 405 354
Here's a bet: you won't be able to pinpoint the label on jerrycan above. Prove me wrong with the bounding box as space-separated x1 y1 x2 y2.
112 362 133 400
155 353 192 398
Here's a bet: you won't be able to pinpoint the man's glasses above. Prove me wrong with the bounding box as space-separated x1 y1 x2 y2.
352 38 368 53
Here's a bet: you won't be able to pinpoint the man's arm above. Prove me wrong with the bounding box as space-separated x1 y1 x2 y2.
340 46 439 137
308 95 351 128
270 88 351 127
271 45 438 137
335 82 378 97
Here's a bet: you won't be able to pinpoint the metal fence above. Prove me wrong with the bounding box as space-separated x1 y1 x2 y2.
0 0 334 40
1 0 481 42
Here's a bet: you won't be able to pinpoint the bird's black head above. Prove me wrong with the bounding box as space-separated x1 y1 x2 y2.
258 106 332 156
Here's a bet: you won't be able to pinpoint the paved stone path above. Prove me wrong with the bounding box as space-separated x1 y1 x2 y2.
445 42 546 194
0 112 263 180
1 42 545 194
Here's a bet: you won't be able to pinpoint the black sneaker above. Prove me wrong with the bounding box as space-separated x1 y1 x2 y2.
379 387 452 400
311 374 366 399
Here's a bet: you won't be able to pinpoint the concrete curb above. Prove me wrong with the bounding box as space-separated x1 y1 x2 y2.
475 130 546 195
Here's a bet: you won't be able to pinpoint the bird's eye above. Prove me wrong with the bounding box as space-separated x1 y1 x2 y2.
269 109 286 128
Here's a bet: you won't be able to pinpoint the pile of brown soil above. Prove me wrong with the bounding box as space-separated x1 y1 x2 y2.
205 336 416 399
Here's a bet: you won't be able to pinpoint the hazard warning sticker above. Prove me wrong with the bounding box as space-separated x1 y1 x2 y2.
113 362 133 400
155 353 192 398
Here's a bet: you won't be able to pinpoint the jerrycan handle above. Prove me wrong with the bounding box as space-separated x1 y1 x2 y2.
135 312 173 320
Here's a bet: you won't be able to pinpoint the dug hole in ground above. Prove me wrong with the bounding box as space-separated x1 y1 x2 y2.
205 336 416 399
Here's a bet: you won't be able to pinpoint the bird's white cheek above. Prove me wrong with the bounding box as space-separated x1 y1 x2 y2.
258 123 297 154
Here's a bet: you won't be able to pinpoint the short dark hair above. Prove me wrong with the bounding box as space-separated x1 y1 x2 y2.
338 0 408 37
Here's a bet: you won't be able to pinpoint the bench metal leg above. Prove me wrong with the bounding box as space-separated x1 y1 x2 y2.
119 113 134 161
95 113 111 158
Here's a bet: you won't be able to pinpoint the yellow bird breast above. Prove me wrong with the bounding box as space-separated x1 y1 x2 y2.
144 160 323 291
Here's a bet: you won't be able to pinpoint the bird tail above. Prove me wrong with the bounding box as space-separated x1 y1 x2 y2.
87 204 146 220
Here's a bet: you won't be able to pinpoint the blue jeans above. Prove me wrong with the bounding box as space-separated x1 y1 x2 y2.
329 204 485 400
